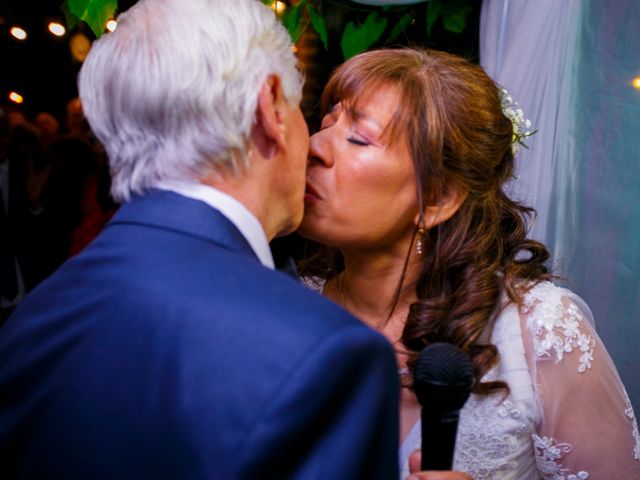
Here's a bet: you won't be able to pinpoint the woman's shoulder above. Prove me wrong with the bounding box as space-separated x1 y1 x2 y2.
517 280 593 321
519 280 580 306
516 280 595 371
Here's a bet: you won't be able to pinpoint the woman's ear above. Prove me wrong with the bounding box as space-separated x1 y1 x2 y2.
251 74 287 158
419 187 468 229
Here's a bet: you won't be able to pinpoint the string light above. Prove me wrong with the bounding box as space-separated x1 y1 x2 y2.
633 76 640 90
273 1 286 14
48 22 66 37
9 92 24 104
106 19 117 32
10 26 27 40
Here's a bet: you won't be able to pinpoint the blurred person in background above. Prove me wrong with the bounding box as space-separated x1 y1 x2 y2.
0 106 26 325
34 111 60 148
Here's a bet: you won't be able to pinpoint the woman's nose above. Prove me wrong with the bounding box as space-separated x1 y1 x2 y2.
308 130 334 167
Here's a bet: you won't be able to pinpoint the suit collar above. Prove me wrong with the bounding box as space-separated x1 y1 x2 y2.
108 189 258 263
152 180 274 269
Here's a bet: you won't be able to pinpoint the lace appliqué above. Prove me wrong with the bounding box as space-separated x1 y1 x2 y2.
622 388 640 460
453 394 528 479
521 283 595 373
533 434 589 479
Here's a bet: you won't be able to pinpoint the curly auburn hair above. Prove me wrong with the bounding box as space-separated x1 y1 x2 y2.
300 48 552 395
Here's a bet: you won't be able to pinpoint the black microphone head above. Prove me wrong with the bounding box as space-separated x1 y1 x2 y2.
412 342 475 414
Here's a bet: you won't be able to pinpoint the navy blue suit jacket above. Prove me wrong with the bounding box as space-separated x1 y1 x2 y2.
0 190 399 479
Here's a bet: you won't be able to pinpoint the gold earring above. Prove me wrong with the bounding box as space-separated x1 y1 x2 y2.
416 228 426 255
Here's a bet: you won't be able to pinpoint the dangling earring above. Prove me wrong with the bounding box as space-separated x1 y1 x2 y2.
416 228 426 255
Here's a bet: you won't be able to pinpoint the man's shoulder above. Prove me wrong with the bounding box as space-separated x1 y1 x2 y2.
190 263 373 343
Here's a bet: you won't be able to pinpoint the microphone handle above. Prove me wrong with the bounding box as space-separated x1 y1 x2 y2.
420 410 460 471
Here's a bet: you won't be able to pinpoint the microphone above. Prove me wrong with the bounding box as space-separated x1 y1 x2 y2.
412 342 475 471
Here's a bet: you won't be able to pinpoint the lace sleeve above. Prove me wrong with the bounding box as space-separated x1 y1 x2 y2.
519 282 640 479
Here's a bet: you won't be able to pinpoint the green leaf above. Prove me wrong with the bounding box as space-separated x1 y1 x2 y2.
340 12 388 60
307 4 329 50
389 13 413 43
61 1 81 31
282 0 308 43
425 0 442 37
67 0 117 37
442 0 472 34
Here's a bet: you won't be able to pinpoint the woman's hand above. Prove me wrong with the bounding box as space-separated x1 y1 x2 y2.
408 450 473 480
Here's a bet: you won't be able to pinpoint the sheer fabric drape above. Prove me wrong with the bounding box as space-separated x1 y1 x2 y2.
519 284 640 478
480 0 640 416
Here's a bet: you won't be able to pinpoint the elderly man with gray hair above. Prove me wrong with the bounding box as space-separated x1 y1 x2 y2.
0 0 401 478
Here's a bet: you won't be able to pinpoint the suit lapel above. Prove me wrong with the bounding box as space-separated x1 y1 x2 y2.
108 189 258 262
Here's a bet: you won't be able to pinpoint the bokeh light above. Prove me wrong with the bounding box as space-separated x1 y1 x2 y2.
48 22 66 37
274 1 286 15
10 26 27 40
9 91 24 104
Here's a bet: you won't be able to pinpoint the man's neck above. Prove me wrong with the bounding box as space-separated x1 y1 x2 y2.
200 157 288 241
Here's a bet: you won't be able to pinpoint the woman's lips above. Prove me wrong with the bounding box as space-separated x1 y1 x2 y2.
304 183 322 201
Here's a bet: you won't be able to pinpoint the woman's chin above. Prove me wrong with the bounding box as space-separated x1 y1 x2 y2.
296 217 325 242
296 221 314 239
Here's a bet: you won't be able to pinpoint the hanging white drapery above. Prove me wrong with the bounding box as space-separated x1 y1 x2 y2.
480 0 640 414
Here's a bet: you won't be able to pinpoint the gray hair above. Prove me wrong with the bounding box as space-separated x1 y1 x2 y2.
78 0 303 202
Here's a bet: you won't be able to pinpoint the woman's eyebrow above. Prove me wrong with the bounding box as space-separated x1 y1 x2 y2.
351 110 383 131
329 102 384 131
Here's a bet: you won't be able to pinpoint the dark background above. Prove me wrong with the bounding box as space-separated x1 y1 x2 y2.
0 0 480 129
0 0 137 123
1 0 78 122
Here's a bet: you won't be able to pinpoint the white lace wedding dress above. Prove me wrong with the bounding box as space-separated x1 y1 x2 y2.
399 282 640 479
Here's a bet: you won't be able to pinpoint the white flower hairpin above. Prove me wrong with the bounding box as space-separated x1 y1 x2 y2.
499 87 536 155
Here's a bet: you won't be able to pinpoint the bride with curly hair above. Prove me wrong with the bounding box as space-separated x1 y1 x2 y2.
299 47 640 479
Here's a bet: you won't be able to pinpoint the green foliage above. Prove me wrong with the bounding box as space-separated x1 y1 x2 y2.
340 12 388 59
308 0 474 59
425 0 442 37
60 0 474 58
441 0 473 33
307 3 329 50
425 0 472 36
282 0 308 43
63 0 117 37
389 13 413 43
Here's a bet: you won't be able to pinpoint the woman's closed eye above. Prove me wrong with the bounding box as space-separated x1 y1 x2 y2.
347 137 370 147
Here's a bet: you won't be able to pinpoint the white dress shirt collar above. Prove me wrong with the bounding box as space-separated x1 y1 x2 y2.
153 179 274 269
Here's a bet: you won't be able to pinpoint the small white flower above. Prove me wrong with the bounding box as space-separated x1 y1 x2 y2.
499 86 535 156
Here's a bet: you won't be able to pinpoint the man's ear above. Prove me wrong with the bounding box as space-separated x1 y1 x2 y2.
251 74 287 159
418 187 468 230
